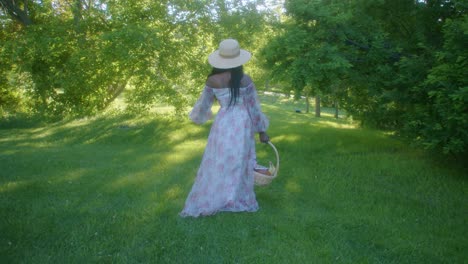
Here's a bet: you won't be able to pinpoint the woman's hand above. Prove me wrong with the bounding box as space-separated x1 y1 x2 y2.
259 132 270 143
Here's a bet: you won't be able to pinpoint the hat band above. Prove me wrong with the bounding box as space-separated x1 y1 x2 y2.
219 49 240 58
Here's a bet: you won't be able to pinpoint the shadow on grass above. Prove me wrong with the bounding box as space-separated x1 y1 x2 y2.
255 109 466 263
0 113 220 261
0 106 466 262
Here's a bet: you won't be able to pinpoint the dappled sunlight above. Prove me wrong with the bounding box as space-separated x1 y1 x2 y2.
316 120 356 129
50 168 89 184
61 118 94 129
382 131 396 136
0 127 53 144
101 138 205 198
0 180 31 194
0 149 22 155
160 151 201 170
163 185 183 200
109 172 152 190
168 125 206 143
8 118 95 144
165 146 203 164
285 180 302 193
273 134 302 144
160 138 206 167
30 128 55 140
0 95 466 263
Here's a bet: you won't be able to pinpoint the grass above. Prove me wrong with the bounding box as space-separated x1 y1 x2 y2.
0 93 466 263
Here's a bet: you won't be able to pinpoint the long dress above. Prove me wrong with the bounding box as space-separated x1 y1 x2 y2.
180 82 269 217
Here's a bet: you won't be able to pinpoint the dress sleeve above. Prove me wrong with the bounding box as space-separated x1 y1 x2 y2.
189 86 215 124
245 83 269 133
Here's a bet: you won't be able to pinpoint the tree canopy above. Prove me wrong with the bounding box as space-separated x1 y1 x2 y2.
262 0 467 156
1 0 466 156
0 0 275 117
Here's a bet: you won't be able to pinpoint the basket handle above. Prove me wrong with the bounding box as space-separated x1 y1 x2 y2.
267 141 279 178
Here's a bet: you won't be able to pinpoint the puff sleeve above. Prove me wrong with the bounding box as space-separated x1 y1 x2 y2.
245 83 269 132
189 86 215 124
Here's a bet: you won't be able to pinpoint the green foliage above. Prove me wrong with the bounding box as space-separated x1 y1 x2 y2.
262 0 353 97
0 0 274 118
0 14 24 116
404 15 468 154
263 0 468 156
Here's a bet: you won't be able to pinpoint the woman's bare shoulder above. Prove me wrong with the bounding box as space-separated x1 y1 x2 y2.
206 72 229 88
205 72 253 88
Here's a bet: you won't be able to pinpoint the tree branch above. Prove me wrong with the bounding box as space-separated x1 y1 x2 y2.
0 0 33 26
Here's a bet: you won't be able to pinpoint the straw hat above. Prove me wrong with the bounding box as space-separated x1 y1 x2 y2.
208 39 251 69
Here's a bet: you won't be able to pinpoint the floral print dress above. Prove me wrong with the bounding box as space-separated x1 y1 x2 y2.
180 82 269 217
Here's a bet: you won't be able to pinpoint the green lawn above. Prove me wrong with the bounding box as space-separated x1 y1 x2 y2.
0 94 466 263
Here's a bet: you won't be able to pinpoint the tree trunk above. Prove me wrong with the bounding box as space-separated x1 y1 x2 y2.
72 0 82 27
334 100 339 119
315 96 321 117
0 0 33 26
305 93 310 113
103 82 127 108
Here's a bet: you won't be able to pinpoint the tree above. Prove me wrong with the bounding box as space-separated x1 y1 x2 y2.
0 0 274 118
262 0 467 156
404 14 468 155
0 0 33 26
261 0 354 116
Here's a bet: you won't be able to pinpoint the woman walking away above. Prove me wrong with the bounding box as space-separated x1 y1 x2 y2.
180 39 270 218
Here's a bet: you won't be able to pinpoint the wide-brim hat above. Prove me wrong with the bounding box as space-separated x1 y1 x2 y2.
208 39 251 69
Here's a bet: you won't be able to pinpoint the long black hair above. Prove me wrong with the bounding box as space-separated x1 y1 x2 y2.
209 66 244 107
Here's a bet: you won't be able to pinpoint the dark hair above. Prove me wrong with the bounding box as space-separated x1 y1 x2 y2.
209 66 244 107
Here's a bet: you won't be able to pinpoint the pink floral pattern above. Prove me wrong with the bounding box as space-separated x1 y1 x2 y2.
180 83 269 217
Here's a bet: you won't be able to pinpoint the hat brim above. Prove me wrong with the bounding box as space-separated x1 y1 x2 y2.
208 49 251 69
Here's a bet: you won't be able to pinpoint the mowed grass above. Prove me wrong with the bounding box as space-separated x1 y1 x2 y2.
0 94 466 263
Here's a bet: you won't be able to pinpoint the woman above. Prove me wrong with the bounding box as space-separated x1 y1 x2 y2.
180 39 270 217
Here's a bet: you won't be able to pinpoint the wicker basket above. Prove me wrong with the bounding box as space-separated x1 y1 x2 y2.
254 141 279 186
